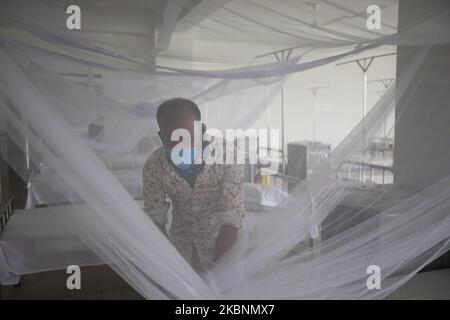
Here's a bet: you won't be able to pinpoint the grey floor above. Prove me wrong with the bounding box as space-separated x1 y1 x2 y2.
385 269 450 300
1 266 449 300
0 265 144 300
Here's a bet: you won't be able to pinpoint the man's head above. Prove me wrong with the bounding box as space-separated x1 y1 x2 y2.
156 98 204 150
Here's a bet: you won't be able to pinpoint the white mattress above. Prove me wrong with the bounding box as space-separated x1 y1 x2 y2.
0 205 102 284
0 203 272 285
2 205 448 300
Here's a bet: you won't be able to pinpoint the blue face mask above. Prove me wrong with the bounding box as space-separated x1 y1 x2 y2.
168 141 209 171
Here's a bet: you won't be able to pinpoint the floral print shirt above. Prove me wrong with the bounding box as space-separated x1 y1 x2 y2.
143 146 245 269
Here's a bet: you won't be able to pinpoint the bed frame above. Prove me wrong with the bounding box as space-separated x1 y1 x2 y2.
0 196 14 237
337 160 394 184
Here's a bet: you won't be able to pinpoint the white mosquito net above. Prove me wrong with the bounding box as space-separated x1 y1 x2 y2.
0 0 449 299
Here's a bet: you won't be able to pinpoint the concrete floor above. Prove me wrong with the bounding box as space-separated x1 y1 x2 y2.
1 266 449 300
0 265 144 300
385 269 450 300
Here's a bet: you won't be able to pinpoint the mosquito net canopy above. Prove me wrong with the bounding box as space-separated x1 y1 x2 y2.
0 0 449 299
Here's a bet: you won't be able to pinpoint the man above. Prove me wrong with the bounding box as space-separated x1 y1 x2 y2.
143 98 245 272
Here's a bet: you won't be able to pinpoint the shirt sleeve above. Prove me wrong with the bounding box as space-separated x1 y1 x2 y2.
217 163 245 228
143 157 169 225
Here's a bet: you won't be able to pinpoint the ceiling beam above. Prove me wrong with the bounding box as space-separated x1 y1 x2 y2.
156 0 188 52
320 0 397 31
174 0 232 32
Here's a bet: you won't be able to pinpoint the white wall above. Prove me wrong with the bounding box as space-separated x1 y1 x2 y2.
273 50 396 150
195 46 397 150
173 35 397 151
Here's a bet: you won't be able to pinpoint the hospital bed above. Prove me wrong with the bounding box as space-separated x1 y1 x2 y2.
337 160 394 185
1 152 447 293
26 168 144 208
0 203 103 285
26 157 260 208
1 180 449 300
0 179 422 284
1 183 293 285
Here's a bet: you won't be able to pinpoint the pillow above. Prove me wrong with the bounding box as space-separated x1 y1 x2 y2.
243 183 288 211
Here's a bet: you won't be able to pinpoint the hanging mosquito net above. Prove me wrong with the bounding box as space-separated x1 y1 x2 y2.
0 0 449 299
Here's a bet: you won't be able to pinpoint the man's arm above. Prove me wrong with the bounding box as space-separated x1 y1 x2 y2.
143 156 169 235
214 163 245 261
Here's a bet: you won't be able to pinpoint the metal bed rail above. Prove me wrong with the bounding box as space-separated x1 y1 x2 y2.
337 160 394 184
368 137 394 158
0 196 15 236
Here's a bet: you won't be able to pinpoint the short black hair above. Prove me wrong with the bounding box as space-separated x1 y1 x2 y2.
156 98 201 126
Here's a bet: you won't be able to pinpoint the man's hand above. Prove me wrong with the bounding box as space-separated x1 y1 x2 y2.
214 225 238 261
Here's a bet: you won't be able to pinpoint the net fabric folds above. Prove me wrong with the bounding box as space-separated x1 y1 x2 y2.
0 0 449 299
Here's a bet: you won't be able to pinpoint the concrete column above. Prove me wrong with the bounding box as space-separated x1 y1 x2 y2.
394 0 450 190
